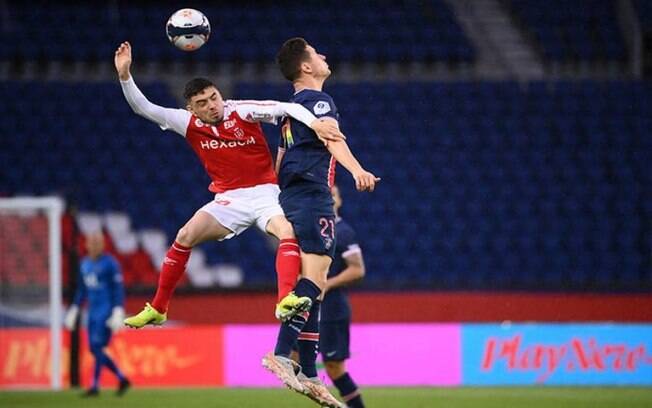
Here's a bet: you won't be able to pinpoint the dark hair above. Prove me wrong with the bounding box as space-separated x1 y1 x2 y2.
276 37 310 81
183 77 216 101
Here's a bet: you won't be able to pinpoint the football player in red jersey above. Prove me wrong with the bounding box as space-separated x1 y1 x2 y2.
113 42 343 327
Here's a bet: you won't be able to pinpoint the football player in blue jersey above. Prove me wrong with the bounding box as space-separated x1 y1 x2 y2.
263 37 378 408
320 185 366 408
64 232 130 397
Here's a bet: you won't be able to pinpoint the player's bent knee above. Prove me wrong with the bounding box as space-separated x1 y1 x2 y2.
278 220 295 239
177 212 232 245
175 226 195 247
266 215 295 239
324 361 346 379
302 257 329 289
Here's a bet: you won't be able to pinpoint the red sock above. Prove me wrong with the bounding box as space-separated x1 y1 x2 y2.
276 238 301 301
151 242 191 313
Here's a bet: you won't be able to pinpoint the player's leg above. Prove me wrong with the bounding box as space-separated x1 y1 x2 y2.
266 253 344 407
270 207 331 322
263 187 341 406
262 253 328 395
295 314 346 408
294 252 330 377
85 341 102 397
265 215 302 302
126 197 245 328
253 184 309 318
94 343 130 396
265 198 332 343
150 210 231 312
291 255 345 407
325 361 364 408
91 322 130 392
273 252 329 361
267 216 312 320
85 321 104 396
94 329 130 396
322 321 365 408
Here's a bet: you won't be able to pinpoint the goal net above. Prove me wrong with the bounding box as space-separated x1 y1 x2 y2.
0 197 64 390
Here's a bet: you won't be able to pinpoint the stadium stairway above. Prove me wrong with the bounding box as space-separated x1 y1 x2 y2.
508 0 627 64
75 211 244 288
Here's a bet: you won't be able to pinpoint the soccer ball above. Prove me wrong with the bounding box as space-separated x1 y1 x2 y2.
166 8 211 51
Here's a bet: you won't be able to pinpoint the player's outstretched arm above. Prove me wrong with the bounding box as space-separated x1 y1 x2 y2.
281 103 345 143
327 139 380 192
114 41 133 82
235 101 344 144
115 42 190 136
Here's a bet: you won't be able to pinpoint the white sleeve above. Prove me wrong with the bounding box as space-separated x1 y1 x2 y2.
234 100 317 127
120 77 191 137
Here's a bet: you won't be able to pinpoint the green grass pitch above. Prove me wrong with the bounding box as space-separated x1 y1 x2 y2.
2 387 651 408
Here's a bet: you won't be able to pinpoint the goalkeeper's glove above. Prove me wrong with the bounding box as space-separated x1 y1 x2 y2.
63 305 79 330
106 306 126 333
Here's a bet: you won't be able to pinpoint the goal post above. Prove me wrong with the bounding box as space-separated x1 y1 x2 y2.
0 196 65 390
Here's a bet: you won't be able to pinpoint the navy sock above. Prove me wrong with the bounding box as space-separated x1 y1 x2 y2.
274 278 321 357
333 372 364 408
297 301 321 378
274 313 308 356
293 278 321 300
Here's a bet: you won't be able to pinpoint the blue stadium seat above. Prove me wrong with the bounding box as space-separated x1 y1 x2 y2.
509 0 627 63
2 79 648 291
3 1 473 64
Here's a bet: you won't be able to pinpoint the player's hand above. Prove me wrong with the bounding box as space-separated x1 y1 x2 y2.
114 41 132 81
64 305 79 330
310 118 345 146
106 306 126 333
353 169 381 192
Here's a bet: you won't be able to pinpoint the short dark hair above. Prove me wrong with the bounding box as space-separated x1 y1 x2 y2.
183 78 216 101
276 37 310 81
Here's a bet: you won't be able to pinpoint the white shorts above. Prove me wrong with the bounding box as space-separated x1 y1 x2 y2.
197 183 284 240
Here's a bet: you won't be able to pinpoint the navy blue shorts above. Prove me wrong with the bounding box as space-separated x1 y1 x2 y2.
88 318 112 348
280 182 336 258
319 320 350 362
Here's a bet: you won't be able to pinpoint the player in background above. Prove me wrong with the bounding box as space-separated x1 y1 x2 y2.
64 232 130 397
263 37 379 408
320 185 366 408
112 42 344 328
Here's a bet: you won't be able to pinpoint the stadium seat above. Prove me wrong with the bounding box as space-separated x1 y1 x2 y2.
1 79 648 291
1 1 473 64
509 0 627 63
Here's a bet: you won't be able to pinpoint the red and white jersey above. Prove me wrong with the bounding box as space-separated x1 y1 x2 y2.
119 77 319 193
184 102 277 193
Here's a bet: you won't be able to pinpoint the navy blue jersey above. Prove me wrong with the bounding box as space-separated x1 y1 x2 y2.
278 89 339 190
321 218 361 321
72 254 124 321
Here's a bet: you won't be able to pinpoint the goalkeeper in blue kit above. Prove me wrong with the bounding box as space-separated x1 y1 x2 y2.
64 232 130 397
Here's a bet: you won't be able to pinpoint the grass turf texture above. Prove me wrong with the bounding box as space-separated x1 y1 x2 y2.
2 387 651 408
